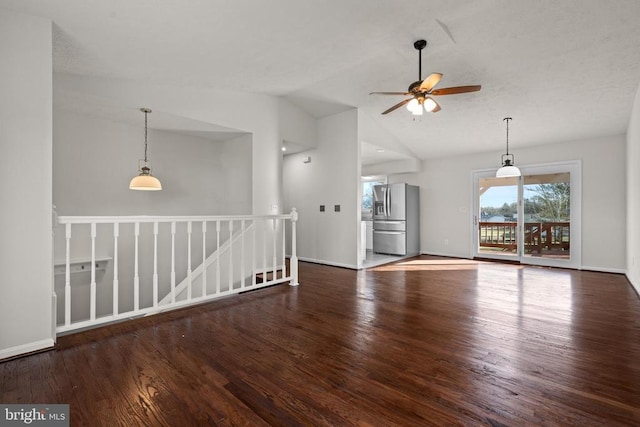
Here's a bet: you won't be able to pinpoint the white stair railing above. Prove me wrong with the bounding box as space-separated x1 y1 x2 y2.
53 210 299 334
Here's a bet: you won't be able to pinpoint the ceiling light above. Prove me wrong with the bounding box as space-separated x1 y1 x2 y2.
406 98 421 114
496 117 521 178
129 108 162 191
423 97 437 112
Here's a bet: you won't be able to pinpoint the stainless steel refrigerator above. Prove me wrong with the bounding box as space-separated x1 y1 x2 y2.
373 183 420 256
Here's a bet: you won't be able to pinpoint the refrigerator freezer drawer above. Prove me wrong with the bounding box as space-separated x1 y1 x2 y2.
373 220 406 232
373 230 406 256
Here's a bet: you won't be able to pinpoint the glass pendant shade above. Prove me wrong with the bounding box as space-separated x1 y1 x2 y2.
129 166 162 190
423 97 437 112
406 98 421 114
496 162 521 178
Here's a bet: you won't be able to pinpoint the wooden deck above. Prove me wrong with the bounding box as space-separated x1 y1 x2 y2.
2 256 640 426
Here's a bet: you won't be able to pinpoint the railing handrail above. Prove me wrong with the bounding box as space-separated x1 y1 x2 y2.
57 213 293 224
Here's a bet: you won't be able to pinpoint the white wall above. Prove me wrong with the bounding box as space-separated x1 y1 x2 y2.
278 98 317 150
283 109 360 268
0 10 54 359
627 83 640 293
392 135 627 272
53 110 252 216
54 73 283 215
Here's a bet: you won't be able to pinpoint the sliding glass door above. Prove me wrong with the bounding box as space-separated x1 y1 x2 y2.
473 161 581 268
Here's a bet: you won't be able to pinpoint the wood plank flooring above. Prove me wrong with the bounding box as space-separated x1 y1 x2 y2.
2 256 640 426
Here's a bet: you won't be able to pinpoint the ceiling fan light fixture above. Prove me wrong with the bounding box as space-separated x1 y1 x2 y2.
406 98 420 113
423 97 437 112
496 117 521 178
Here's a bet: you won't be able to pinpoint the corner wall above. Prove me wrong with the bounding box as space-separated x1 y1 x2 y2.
283 109 360 268
0 10 54 359
627 83 640 294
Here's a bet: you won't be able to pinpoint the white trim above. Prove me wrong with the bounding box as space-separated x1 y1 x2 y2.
298 256 358 270
57 213 292 224
421 251 472 259
0 338 55 361
581 266 626 275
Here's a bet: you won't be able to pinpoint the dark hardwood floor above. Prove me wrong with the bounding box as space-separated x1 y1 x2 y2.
2 256 640 426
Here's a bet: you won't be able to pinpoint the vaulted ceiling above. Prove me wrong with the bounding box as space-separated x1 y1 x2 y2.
2 0 640 160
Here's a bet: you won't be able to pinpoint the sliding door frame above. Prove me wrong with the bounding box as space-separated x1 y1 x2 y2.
471 160 582 269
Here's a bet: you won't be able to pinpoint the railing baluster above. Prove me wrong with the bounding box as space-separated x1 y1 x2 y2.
229 220 234 291
187 221 192 301
241 220 246 290
202 221 207 298
252 219 257 287
290 209 299 286
262 219 267 282
113 222 119 316
272 218 277 281
64 223 71 326
134 222 140 311
281 217 286 279
90 223 97 321
171 221 176 304
153 221 159 308
216 220 221 294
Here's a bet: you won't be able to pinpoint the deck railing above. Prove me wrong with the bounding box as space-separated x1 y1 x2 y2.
479 221 570 253
53 209 299 334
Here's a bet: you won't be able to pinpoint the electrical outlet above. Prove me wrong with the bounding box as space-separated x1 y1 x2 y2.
444 239 449 245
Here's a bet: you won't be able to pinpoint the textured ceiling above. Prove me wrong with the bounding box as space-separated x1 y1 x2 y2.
2 0 640 160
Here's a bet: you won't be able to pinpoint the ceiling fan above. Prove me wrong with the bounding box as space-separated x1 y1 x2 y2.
370 39 481 115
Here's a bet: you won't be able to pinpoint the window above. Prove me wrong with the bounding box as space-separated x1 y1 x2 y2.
361 176 386 219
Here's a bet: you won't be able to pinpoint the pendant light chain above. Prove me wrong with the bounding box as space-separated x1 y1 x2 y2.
504 117 512 155
144 109 149 163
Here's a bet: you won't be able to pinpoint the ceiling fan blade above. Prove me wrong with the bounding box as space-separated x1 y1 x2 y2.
382 98 412 115
430 85 481 96
370 91 411 96
418 73 443 92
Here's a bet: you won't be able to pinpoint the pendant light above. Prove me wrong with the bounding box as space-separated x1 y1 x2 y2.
129 108 162 191
496 117 521 178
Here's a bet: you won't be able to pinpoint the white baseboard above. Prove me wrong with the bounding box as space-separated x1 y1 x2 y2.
421 251 471 259
0 338 55 361
580 266 626 274
297 256 358 270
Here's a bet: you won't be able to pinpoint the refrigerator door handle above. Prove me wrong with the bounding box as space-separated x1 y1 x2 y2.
374 230 405 235
386 185 390 217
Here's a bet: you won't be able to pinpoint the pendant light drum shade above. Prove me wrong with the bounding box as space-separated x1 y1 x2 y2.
130 108 162 191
